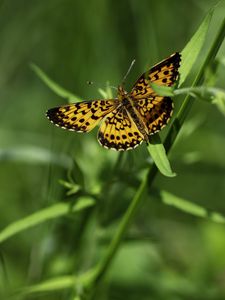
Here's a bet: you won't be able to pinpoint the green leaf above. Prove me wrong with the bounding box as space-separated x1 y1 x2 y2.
22 276 77 294
150 82 175 97
211 88 225 115
175 86 225 116
59 179 81 196
98 88 108 99
22 267 98 295
161 190 225 223
105 81 114 98
0 196 95 244
98 82 113 99
0 146 73 169
203 60 220 86
147 134 176 177
30 63 81 103
179 8 213 85
210 212 225 224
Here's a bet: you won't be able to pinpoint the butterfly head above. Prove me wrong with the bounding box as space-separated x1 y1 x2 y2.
118 85 128 101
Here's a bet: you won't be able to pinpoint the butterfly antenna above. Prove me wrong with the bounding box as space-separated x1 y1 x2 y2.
86 80 117 91
122 59 136 86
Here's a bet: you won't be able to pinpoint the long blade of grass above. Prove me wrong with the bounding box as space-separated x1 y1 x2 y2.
0 196 95 243
161 190 225 223
22 276 77 294
179 8 213 85
30 63 81 103
21 268 99 296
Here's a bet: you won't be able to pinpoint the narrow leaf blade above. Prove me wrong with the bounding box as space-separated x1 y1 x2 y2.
0 197 95 244
30 63 81 103
150 82 175 97
179 9 213 85
161 190 225 223
147 134 176 177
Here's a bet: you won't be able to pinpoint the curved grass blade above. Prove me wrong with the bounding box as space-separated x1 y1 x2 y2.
22 276 77 294
0 197 95 244
30 63 81 103
161 190 225 223
21 267 98 296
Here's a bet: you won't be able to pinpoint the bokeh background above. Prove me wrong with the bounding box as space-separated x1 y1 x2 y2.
0 0 225 299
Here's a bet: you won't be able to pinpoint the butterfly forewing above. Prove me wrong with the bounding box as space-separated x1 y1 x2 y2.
46 100 117 132
98 106 144 151
131 52 181 99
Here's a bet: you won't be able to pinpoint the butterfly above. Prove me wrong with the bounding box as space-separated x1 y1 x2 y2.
46 52 181 151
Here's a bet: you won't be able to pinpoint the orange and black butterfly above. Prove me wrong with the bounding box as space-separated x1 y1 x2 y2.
46 52 181 151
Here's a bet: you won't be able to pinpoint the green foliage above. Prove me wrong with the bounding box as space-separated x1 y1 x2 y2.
0 1 225 300
161 190 225 223
179 7 213 85
30 63 82 103
0 197 95 243
147 134 176 177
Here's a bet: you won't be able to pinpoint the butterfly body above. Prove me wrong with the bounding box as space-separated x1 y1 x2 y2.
116 85 148 140
47 52 181 151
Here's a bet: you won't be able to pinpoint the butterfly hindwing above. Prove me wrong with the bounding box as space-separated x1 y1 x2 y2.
46 100 117 132
131 52 181 99
98 106 144 151
134 96 173 134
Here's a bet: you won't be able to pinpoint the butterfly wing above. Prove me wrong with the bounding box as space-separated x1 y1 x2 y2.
130 53 181 134
130 52 181 99
46 99 118 132
98 106 144 151
133 96 173 135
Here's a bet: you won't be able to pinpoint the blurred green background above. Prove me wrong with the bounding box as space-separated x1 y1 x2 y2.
0 0 225 299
